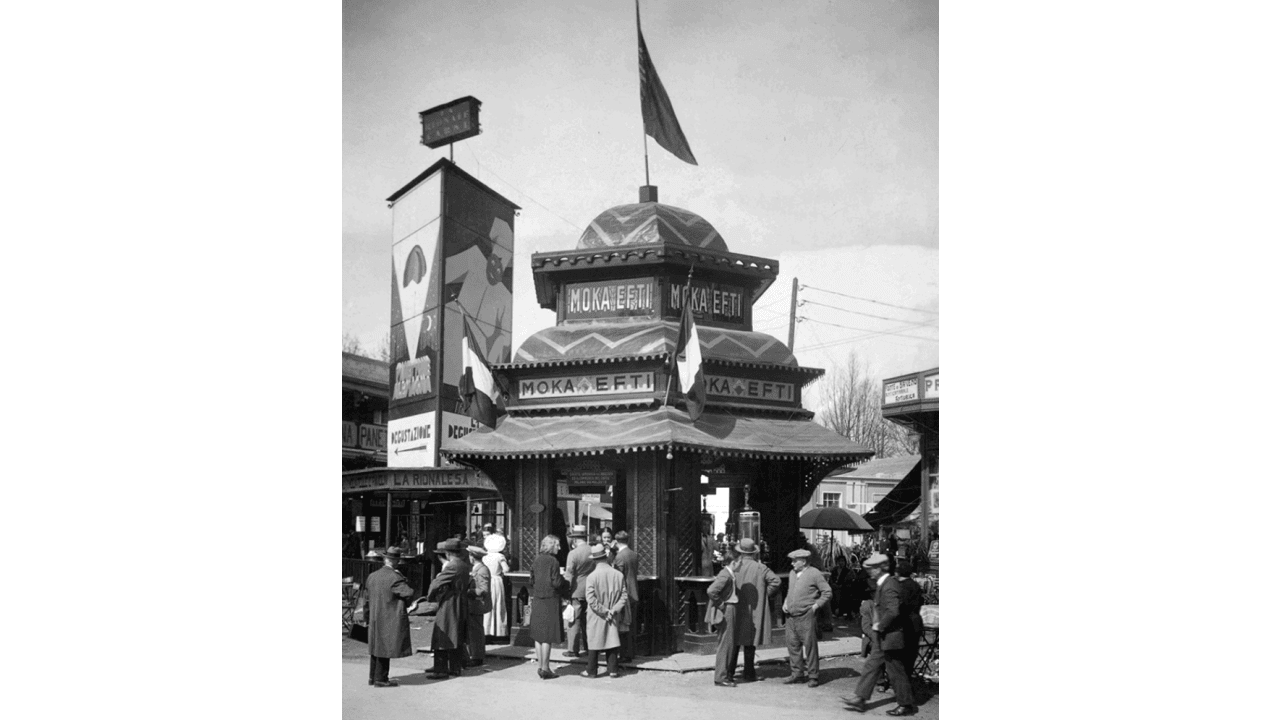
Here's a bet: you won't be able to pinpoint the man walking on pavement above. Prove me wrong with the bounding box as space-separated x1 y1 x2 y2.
611 530 640 663
782 548 831 688
562 524 592 657
363 546 415 687
845 553 917 716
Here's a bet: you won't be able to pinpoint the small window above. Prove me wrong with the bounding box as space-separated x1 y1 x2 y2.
820 492 841 508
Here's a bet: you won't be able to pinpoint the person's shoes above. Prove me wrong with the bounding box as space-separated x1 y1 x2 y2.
619 656 633 663
609 672 620 679
886 706 918 717
563 650 581 658
579 670 597 679
538 669 557 680
467 659 484 667
424 671 450 680
783 675 807 684
807 678 820 688
367 679 374 686
740 672 758 682
844 697 868 713
373 679 398 687
714 680 737 688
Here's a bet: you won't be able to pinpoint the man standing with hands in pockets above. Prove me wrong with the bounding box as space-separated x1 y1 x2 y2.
782 548 831 687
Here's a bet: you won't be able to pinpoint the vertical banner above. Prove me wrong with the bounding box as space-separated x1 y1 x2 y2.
387 161 517 467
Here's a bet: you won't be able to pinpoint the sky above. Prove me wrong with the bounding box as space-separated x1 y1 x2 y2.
344 0 938 390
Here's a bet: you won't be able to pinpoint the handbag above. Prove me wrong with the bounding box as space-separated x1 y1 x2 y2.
349 623 369 643
562 601 577 624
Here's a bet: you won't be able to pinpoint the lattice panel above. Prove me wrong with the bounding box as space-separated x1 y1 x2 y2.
519 527 537 569
674 461 699 578
636 455 658 576
636 528 657 577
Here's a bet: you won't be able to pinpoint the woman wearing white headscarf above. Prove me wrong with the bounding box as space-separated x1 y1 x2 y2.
482 533 509 638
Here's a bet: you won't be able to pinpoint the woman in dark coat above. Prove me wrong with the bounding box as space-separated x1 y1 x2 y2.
529 534 569 679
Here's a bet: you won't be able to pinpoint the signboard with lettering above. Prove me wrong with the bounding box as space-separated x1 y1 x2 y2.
705 375 795 404
923 373 939 399
883 378 919 405
388 413 437 467
419 96 482 149
358 424 387 452
665 280 746 325
564 279 655 320
518 372 654 401
342 468 499 494
343 422 358 448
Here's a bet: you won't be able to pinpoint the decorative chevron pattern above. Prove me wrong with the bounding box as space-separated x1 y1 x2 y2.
577 203 728 251
514 320 797 366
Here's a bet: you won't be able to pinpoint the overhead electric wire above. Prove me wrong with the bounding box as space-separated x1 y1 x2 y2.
801 284 938 315
465 146 584 234
800 299 931 324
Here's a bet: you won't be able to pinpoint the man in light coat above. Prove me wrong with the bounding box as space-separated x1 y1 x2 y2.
465 545 491 667
782 548 832 688
582 544 629 678
562 524 592 657
363 546 415 687
611 530 641 662
727 538 781 683
846 553 916 716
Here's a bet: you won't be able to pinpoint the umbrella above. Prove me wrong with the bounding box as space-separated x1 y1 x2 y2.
798 507 874 532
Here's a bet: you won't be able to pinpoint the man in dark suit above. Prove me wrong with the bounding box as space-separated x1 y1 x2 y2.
465 545 492 667
562 524 592 657
611 530 640 662
846 553 916 716
363 546 415 687
895 561 924 679
422 539 470 679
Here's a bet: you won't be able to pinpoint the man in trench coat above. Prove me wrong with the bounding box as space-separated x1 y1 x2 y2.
727 538 781 682
465 545 492 667
363 546 415 687
422 538 470 679
582 544 629 678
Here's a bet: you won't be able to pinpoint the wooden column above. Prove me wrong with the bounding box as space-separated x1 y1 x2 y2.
384 491 392 548
918 432 932 553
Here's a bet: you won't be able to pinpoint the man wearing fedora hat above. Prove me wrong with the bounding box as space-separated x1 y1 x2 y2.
582 543 629 678
845 553 916 716
465 545 492 667
782 548 832 688
562 524 592 657
422 539 470 679
363 546 415 687
707 538 781 686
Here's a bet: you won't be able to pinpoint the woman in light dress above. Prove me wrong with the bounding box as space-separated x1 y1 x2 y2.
482 533 509 638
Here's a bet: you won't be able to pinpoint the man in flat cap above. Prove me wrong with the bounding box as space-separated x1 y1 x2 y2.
562 524 592 657
782 548 831 687
363 546 415 687
845 553 916 716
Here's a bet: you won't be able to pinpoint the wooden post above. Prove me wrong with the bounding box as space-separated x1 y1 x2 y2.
787 277 799 350
918 433 932 564
384 491 392 548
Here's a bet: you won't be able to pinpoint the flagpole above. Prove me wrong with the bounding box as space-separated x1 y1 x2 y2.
644 134 651 187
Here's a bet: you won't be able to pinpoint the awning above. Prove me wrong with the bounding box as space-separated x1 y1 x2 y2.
862 459 924 528
440 406 872 463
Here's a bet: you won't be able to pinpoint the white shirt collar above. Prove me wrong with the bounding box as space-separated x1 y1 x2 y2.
877 573 889 587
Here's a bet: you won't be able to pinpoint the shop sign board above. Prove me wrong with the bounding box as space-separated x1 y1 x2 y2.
343 468 498 494
518 372 654 400
705 375 795 403
358 424 387 452
665 280 746 325
371 516 381 533
579 493 601 504
388 413 437 467
342 421 358 448
564 278 656 320
923 372 939 399
419 96 482 149
883 378 919 405
442 410 483 441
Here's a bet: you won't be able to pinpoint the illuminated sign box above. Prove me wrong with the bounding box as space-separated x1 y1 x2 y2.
419 96 482 149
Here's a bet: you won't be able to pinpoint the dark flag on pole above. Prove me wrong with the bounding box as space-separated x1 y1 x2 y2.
636 1 697 165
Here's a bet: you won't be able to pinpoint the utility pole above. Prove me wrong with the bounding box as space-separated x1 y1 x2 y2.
786 278 799 350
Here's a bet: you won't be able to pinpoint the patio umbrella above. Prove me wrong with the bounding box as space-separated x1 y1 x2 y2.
798 507 874 532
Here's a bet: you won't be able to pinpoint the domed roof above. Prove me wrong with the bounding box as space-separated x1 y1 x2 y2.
576 202 728 252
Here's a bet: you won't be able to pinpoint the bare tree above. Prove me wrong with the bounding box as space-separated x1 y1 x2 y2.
814 351 918 458
342 332 391 362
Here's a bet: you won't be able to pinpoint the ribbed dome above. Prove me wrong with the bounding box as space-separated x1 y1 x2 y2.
576 202 728 251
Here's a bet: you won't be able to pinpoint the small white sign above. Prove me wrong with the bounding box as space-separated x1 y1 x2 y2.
884 378 919 405
580 493 601 503
355 516 366 532
388 413 437 467
371 516 381 533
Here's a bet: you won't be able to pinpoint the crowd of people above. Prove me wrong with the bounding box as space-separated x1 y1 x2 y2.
361 523 929 716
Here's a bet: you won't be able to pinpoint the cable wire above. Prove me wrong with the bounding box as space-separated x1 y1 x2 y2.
801 284 938 315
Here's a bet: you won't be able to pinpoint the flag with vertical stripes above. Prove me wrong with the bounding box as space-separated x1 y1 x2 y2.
669 291 706 421
636 1 698 165
458 321 503 428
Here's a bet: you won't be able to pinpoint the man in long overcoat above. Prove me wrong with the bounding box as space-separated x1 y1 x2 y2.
728 538 781 682
611 530 641 662
422 539 470 679
465 545 492 667
582 544 629 678
363 546 415 687
846 553 916 716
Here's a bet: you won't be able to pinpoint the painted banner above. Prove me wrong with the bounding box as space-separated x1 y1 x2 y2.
342 467 498 494
358 424 387 452
517 372 654 400
388 161 517 467
665 280 746 325
342 421 358 448
564 278 656 320
705 375 795 403
442 410 483 442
